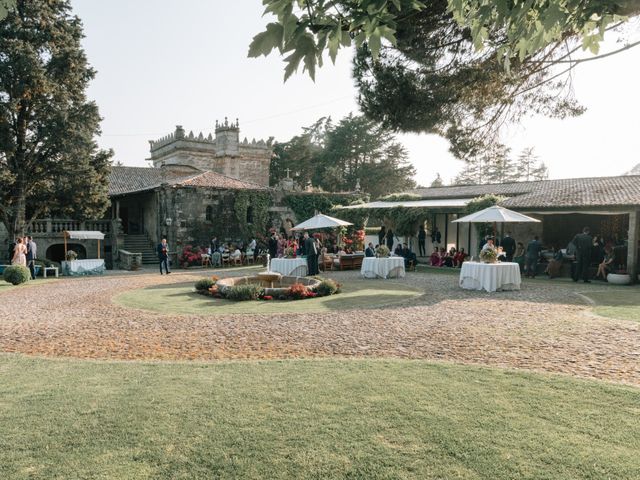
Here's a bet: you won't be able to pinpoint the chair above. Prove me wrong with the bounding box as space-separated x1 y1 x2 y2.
221 253 230 267
245 250 255 265
201 254 211 268
231 253 242 266
320 254 333 271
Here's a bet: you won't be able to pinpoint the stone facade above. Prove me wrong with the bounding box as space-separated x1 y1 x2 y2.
148 119 272 187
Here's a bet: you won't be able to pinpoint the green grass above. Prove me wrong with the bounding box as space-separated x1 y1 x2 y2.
584 289 640 322
0 356 638 479
114 279 423 314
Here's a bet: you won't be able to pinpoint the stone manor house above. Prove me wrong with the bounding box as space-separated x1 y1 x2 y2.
1 119 324 267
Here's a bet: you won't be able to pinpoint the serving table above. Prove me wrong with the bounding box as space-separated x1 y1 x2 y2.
459 261 521 292
61 259 106 276
269 257 308 277
361 257 405 279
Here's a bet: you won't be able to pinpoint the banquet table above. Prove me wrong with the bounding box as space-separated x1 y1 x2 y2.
270 257 308 277
459 262 521 292
62 259 106 276
361 257 405 279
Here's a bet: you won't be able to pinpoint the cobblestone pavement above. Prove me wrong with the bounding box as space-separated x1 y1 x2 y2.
0 269 638 386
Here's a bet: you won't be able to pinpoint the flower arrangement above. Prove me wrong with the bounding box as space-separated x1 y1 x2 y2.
479 248 498 263
66 250 78 261
375 245 390 258
179 245 203 267
287 283 310 300
284 246 296 258
351 229 366 251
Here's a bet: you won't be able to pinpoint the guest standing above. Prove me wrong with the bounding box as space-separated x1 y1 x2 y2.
418 225 426 257
11 237 27 267
378 226 386 247
157 238 170 275
303 232 318 275
386 228 394 251
268 233 278 259
26 236 37 280
572 227 593 283
501 232 516 262
430 226 441 248
524 236 542 278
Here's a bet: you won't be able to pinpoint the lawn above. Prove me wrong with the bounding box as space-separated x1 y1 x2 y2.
583 289 640 322
0 356 638 479
114 279 424 314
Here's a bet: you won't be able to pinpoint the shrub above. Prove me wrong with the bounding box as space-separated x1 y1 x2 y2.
315 278 339 297
195 278 215 293
287 283 309 300
225 284 263 301
3 265 31 285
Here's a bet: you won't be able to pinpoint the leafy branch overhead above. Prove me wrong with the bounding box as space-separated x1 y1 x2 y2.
249 0 637 80
248 0 426 80
249 1 640 159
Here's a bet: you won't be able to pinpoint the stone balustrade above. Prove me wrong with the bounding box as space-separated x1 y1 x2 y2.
118 249 142 271
28 219 112 236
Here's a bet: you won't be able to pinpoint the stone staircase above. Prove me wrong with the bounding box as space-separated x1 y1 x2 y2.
123 234 157 265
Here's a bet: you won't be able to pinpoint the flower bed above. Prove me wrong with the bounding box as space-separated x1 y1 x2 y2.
194 275 340 302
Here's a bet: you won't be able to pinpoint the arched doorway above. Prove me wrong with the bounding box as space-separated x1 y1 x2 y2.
46 243 87 263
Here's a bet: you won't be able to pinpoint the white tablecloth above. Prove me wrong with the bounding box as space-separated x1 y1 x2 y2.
62 259 106 276
459 262 521 292
361 257 405 279
270 257 308 277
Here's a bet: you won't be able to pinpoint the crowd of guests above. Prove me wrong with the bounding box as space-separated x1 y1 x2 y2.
428 247 469 268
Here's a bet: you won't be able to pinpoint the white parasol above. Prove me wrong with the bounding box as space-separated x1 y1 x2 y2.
290 213 353 231
452 206 540 224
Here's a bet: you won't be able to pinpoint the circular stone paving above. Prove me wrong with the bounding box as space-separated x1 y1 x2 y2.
0 268 638 386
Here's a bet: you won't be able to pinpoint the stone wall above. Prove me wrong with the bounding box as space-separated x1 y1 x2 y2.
148 123 272 186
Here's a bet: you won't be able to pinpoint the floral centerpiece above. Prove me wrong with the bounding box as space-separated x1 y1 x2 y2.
479 248 498 263
284 246 296 258
375 245 390 258
66 250 78 261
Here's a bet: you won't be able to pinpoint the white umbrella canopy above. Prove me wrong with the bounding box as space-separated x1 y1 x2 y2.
290 213 353 231
452 206 540 223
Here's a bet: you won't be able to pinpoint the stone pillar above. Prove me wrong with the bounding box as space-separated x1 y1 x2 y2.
627 210 640 283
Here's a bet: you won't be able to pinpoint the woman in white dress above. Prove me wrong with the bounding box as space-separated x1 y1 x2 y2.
12 237 27 266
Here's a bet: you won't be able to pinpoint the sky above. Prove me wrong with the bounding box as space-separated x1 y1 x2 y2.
72 1 640 186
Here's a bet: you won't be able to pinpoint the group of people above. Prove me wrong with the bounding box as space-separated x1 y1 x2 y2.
8 236 38 280
364 241 418 268
429 247 468 268
477 227 622 282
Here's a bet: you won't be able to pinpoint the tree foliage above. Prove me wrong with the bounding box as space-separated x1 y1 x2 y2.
250 0 639 158
454 146 548 185
0 0 112 239
272 113 416 198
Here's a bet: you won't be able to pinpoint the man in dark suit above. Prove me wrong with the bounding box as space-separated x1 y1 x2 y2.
572 227 593 283
303 232 318 275
157 238 170 275
525 236 542 278
501 232 516 262
365 242 375 257
26 236 37 280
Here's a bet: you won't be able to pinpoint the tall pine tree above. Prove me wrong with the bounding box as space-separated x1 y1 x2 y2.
517 148 549 181
0 0 112 240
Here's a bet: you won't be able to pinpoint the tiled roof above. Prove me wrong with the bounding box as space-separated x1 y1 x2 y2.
408 175 640 209
175 170 269 190
108 166 267 196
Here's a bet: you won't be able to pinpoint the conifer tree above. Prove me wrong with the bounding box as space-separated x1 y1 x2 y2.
0 0 112 239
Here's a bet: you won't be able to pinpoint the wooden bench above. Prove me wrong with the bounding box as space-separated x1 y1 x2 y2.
339 255 364 271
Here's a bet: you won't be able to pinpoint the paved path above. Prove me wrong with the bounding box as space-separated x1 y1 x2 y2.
0 269 638 386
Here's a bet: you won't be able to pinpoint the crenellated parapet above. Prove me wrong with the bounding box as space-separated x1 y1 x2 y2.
147 118 273 186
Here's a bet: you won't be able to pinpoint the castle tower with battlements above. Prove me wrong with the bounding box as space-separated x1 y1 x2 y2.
148 118 272 186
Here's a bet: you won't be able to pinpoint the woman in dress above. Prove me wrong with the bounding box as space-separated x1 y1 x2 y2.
12 237 27 266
